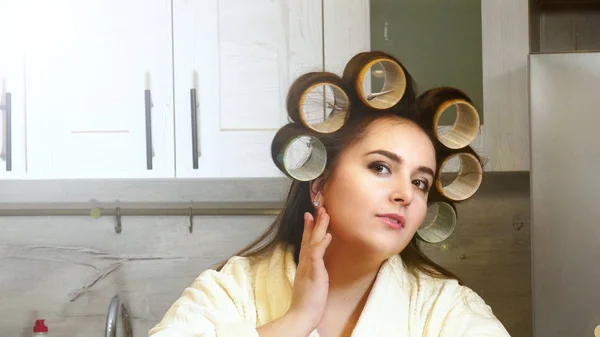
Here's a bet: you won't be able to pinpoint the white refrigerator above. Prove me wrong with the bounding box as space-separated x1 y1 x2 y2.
529 52 600 336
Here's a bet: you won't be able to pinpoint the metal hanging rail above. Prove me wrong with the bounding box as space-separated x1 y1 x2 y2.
0 205 282 234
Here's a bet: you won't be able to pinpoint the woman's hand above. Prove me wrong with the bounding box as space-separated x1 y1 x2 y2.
288 207 333 331
258 207 332 337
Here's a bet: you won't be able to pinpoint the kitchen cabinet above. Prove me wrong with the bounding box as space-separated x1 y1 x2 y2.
23 0 175 179
173 0 323 178
0 0 324 180
0 0 26 179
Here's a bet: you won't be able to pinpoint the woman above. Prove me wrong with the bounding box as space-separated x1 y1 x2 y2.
148 53 511 337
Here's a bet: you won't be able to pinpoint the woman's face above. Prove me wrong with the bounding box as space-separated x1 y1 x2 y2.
317 117 436 258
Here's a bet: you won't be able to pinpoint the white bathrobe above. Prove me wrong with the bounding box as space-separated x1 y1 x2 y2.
148 244 511 337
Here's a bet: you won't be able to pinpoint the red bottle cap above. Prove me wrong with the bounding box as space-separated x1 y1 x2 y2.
34 320 48 333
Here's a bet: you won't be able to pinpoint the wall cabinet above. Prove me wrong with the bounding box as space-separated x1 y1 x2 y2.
24 0 175 179
173 0 322 178
0 0 26 179
0 0 323 180
1 0 528 180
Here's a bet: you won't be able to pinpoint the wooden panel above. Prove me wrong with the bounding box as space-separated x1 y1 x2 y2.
481 0 530 171
530 0 543 52
0 215 273 336
421 172 531 337
575 10 600 50
540 10 579 51
539 0 600 4
533 4 600 52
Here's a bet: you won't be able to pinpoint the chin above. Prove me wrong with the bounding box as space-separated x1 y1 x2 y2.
358 234 409 260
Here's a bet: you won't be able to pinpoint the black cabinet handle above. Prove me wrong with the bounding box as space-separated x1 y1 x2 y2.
144 89 153 170
3 92 11 172
190 88 199 169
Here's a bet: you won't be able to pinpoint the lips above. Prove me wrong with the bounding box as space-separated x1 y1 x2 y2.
377 213 406 229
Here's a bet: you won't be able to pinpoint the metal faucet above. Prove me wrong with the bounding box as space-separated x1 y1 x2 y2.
105 294 133 337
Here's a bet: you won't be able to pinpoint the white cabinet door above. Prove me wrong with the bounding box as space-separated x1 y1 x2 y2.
0 0 26 179
24 0 175 179
173 0 323 178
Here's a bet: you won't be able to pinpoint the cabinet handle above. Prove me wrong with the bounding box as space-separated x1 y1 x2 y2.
190 88 199 169
144 89 153 170
1 92 11 172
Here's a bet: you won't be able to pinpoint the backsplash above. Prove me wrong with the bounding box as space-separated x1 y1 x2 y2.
0 172 530 337
0 214 272 336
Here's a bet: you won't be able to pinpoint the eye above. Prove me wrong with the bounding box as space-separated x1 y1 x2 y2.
412 179 431 192
368 162 391 175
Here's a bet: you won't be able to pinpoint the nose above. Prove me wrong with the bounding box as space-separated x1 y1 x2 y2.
389 176 414 206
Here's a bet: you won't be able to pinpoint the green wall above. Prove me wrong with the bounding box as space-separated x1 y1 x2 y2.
370 0 483 124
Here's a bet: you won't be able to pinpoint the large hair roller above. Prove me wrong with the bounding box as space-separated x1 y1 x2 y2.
435 145 483 202
271 51 485 245
286 72 351 134
417 201 458 243
271 123 327 181
416 87 480 150
342 51 412 111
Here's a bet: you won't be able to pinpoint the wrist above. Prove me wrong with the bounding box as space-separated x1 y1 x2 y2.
257 311 317 337
281 310 318 336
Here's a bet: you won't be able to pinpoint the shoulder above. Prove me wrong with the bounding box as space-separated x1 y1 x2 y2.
193 252 261 297
412 274 510 336
193 243 291 299
410 272 495 316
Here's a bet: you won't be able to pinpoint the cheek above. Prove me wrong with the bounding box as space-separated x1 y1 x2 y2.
408 198 429 230
325 171 377 222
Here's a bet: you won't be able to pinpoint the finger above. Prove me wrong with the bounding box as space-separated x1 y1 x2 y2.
312 233 332 260
311 207 330 245
301 212 315 248
319 233 332 249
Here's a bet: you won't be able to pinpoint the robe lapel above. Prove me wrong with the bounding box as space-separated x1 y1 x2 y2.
257 246 412 337
350 255 410 336
267 244 296 319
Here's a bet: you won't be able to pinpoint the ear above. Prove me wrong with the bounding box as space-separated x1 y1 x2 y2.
309 177 326 207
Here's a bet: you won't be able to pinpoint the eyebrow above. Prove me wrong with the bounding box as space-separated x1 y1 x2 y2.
366 150 435 178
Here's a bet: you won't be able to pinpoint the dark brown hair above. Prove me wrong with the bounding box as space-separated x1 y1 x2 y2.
216 108 461 283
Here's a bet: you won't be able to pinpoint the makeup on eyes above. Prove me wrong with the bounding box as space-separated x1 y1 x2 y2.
364 150 435 182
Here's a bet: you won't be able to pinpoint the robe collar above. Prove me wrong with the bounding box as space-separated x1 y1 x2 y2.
256 244 412 336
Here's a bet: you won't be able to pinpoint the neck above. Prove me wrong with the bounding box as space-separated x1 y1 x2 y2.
323 238 384 292
317 240 385 337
